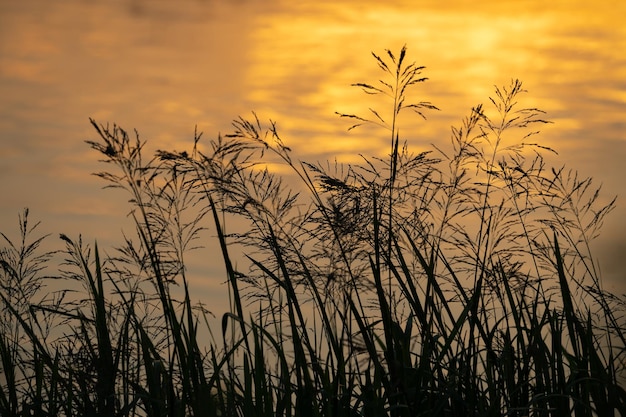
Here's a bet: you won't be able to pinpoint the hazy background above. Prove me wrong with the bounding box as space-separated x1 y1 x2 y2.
1 0 625 312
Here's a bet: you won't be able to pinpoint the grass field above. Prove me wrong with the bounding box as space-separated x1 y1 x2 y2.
2 46 625 416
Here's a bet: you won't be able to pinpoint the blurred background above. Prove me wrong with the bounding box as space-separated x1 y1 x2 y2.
1 0 625 311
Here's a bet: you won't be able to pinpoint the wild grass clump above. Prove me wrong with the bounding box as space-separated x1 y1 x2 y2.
1 46 625 416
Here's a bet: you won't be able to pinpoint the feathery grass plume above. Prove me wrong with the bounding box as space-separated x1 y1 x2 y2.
0 209 68 417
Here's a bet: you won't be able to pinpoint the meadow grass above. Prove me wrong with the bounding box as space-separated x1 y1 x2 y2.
1 46 626 416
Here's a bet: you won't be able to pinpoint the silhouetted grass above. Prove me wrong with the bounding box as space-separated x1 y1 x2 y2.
1 46 625 416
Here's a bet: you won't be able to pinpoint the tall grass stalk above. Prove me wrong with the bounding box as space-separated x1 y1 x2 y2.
1 46 625 416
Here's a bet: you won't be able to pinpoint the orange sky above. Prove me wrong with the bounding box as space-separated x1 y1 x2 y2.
1 0 625 303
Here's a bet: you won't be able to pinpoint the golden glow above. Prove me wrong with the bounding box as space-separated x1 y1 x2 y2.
0 0 625 292
241 3 577 159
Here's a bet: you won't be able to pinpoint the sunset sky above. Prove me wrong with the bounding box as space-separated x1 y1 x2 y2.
1 0 625 305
